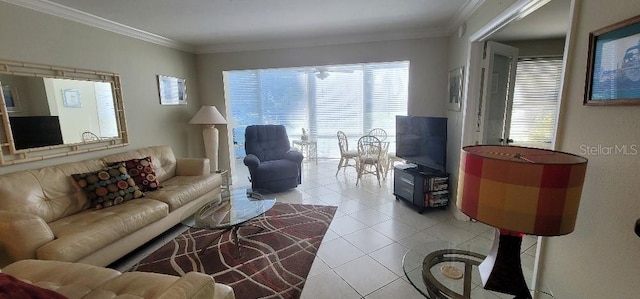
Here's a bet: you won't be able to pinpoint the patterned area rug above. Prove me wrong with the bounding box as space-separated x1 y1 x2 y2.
129 203 337 299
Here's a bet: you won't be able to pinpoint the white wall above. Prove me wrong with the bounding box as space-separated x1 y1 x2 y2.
0 75 51 116
501 38 566 57
446 0 518 220
196 38 450 172
48 79 100 144
0 2 203 174
540 0 640 297
4 1 637 296
449 0 640 297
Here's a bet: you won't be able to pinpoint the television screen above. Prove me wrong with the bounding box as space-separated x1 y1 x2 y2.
395 115 447 172
10 116 64 150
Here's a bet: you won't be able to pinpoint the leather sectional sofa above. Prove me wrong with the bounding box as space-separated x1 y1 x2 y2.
1 259 235 299
0 145 222 268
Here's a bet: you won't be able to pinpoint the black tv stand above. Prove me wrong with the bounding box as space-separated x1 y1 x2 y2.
393 164 449 213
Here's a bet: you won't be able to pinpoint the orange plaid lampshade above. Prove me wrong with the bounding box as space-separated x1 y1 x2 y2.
457 145 588 236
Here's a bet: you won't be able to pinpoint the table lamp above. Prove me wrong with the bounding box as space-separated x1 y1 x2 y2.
189 106 227 171
457 145 588 298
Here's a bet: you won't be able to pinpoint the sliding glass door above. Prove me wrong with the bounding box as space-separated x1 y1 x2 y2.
224 61 409 158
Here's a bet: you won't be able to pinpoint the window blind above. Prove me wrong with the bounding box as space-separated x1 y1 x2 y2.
224 61 409 158
509 57 563 149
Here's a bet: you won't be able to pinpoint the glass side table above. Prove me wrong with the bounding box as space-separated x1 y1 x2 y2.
402 241 552 299
292 139 317 164
403 241 484 299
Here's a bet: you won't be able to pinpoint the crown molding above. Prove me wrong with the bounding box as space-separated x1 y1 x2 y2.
195 28 449 54
470 0 551 41
447 0 485 34
2 0 195 52
4 0 478 54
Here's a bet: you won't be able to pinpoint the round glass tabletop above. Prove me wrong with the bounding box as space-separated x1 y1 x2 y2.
401 241 550 299
402 241 484 298
180 189 276 230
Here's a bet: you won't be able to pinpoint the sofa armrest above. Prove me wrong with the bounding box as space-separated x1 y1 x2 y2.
284 150 304 164
156 272 234 299
176 158 211 176
243 154 260 170
0 211 54 267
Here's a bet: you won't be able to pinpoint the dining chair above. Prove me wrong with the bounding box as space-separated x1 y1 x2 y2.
368 128 387 141
336 131 358 175
367 128 402 175
81 131 100 142
356 135 384 186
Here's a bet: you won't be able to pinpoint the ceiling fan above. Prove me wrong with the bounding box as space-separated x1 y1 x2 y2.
299 66 354 80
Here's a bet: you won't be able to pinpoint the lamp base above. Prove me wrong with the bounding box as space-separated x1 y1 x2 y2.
479 229 531 299
202 125 219 172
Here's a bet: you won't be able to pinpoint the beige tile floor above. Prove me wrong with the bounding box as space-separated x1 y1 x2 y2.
231 159 538 299
110 158 537 298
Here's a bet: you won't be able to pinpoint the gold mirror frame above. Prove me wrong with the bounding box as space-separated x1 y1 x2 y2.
0 59 128 165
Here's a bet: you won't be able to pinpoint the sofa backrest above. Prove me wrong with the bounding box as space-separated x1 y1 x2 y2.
0 145 178 223
0 159 104 223
101 145 177 183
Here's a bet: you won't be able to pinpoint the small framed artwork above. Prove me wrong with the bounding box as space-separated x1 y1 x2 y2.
448 66 464 111
2 84 21 112
157 75 187 105
585 14 640 105
62 89 82 108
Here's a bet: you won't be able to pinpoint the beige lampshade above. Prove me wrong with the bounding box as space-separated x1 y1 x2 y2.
189 106 227 125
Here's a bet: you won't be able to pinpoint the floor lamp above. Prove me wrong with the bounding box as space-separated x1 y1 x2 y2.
189 106 227 172
457 145 588 298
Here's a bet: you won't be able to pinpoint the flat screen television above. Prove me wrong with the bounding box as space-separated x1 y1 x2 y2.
9 116 64 150
395 115 447 172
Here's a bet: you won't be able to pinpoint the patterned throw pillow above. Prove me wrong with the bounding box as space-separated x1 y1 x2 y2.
114 156 161 192
72 163 143 210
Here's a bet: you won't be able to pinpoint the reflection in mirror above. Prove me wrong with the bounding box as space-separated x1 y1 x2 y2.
0 60 128 165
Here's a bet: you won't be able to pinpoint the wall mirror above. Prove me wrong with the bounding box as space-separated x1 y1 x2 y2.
0 59 128 165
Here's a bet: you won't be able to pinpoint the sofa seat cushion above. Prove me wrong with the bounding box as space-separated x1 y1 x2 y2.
88 271 180 298
1 259 120 299
39 199 169 262
0 273 68 299
2 260 232 299
145 174 221 212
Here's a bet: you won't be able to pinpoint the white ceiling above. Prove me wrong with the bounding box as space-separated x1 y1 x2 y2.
5 0 569 53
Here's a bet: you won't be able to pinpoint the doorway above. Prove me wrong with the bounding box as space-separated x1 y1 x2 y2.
478 41 519 146
461 0 574 291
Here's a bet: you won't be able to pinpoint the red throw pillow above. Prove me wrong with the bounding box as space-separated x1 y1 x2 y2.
0 273 68 299
118 157 161 192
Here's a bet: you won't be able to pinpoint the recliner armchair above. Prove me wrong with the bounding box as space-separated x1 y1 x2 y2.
243 125 303 192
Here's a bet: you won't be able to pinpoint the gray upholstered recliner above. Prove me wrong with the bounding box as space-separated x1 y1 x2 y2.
243 125 303 192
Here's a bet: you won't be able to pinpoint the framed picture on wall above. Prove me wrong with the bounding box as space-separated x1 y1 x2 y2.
157 75 187 105
585 14 640 105
448 66 464 111
62 89 82 108
2 84 21 112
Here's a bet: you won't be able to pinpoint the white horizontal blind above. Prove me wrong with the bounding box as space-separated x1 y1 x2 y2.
314 70 364 157
509 57 562 149
366 63 410 148
224 61 408 158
